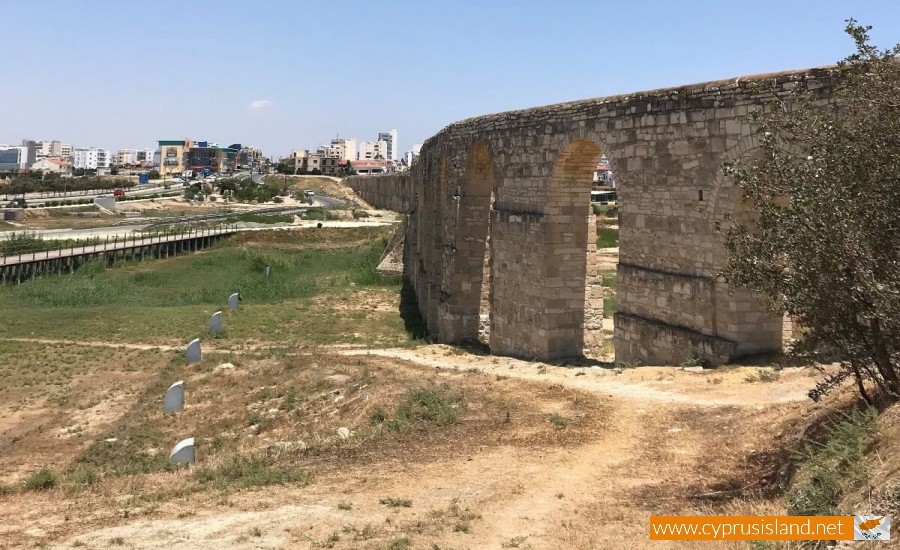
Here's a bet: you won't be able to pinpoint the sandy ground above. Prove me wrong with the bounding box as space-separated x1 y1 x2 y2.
0 336 830 550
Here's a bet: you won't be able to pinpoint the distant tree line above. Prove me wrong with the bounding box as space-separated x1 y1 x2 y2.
0 172 136 195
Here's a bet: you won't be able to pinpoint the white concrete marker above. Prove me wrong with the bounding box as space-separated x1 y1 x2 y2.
209 311 223 335
228 292 240 311
169 437 195 463
164 381 184 412
185 338 201 364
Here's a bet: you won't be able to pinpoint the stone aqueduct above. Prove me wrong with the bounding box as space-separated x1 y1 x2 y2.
349 67 834 365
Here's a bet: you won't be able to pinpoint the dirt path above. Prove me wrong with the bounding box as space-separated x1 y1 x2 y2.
341 346 812 406
23 343 819 550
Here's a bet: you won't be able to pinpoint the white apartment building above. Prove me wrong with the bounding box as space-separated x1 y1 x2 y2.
136 149 155 164
358 139 388 160
377 129 398 161
332 137 356 162
115 149 137 166
403 143 422 167
72 147 111 170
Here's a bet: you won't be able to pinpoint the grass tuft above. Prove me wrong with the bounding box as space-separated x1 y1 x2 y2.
787 407 877 517
23 468 57 491
383 388 462 432
194 454 309 490
380 497 412 508
596 227 619 249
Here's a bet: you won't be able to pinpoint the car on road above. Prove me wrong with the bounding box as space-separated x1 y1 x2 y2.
5 198 27 208
303 189 314 197
113 188 125 197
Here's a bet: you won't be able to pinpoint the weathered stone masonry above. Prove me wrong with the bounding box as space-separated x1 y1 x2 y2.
348 67 835 364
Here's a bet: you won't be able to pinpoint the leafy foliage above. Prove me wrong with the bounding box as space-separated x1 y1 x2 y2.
0 173 134 195
721 21 900 402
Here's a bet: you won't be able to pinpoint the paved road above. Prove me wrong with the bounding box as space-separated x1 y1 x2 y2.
7 183 172 202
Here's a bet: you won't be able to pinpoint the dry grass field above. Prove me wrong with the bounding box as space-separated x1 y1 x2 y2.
0 225 896 549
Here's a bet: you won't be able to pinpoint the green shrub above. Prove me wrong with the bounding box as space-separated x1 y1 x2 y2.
24 468 57 491
384 388 462 431
787 408 877 516
194 454 308 490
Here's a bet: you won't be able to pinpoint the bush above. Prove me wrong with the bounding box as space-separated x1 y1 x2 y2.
384 387 462 431
23 468 57 491
194 454 308 490
787 408 877 516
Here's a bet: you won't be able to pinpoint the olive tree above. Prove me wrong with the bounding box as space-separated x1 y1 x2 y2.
722 21 900 403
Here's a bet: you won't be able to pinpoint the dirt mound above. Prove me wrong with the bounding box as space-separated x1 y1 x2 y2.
24 209 50 219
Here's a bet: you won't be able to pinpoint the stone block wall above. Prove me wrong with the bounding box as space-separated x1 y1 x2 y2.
356 67 836 364
346 174 411 212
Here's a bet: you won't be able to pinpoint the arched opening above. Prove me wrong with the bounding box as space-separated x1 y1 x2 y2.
545 138 605 359
708 142 793 356
438 140 494 344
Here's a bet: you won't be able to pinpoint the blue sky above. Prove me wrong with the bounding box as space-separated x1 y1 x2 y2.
2 1 899 157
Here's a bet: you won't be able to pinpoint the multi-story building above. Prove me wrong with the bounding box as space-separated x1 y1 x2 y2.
72 147 110 170
158 140 190 176
185 143 239 174
321 156 347 175
306 152 322 173
20 140 73 165
0 146 28 172
326 138 356 162
358 139 388 160
240 146 263 169
136 149 155 166
282 149 308 173
115 149 137 166
377 129 398 161
52 141 72 159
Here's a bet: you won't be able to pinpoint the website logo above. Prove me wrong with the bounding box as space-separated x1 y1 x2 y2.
854 516 890 540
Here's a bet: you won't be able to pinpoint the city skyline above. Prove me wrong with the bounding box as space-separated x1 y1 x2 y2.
2 1 900 156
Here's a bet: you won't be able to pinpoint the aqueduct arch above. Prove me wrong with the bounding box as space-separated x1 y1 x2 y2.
349 67 835 364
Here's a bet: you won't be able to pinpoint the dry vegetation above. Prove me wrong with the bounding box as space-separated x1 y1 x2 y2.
0 224 897 548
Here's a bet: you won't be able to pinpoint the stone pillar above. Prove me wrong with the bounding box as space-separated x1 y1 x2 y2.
583 207 604 354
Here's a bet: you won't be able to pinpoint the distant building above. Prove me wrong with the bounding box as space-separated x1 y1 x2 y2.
306 152 322 172
20 140 73 165
358 139 388 160
321 156 347 175
350 159 392 175
31 157 71 174
593 155 615 187
157 139 238 176
136 148 155 166
240 146 264 169
115 149 137 166
52 141 73 159
185 144 239 174
0 146 28 171
324 137 356 162
158 140 188 176
403 143 422 167
72 147 110 170
377 129 398 161
282 149 308 173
